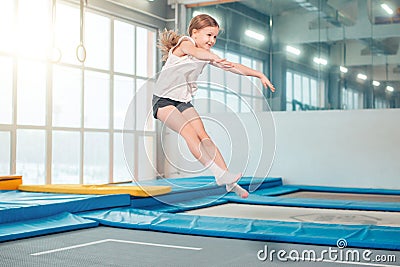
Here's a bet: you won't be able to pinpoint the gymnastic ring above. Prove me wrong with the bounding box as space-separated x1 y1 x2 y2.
76 44 86 63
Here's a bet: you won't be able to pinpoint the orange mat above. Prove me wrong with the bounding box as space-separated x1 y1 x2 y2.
18 184 171 197
0 176 23 190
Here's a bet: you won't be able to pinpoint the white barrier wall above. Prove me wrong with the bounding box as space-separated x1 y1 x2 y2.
160 108 400 189
268 109 400 189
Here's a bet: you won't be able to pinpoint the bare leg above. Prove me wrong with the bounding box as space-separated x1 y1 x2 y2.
182 107 247 198
157 105 241 186
181 108 227 170
157 105 212 166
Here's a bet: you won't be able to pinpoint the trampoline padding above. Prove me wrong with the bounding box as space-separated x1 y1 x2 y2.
79 207 400 250
281 191 400 202
250 185 300 196
0 191 130 224
224 194 400 212
0 212 98 242
126 177 282 209
123 176 283 193
133 196 228 213
294 185 400 195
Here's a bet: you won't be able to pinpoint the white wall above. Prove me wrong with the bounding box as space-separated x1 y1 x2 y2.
159 109 400 189
269 109 400 189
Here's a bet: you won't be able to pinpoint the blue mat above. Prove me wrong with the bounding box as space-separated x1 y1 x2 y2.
224 194 400 212
0 191 131 224
0 212 98 242
80 207 400 251
123 176 282 193
126 177 282 209
249 185 300 196
292 185 400 195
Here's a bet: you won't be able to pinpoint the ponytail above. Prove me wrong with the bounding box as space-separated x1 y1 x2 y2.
157 29 183 61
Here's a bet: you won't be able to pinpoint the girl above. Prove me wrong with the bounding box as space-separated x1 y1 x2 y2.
153 14 275 198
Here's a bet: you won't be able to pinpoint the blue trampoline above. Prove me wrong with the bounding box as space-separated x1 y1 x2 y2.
1 176 400 251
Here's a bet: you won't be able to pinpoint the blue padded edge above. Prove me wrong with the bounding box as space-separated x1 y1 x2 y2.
292 185 400 195
0 212 98 242
0 191 131 224
129 177 282 209
130 185 226 209
134 196 228 213
124 177 282 193
250 185 300 196
223 195 400 212
79 208 400 250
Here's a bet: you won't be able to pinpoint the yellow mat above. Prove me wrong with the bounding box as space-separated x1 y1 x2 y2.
18 184 171 197
0 176 23 190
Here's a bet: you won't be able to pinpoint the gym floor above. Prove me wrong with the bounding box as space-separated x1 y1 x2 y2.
1 226 399 267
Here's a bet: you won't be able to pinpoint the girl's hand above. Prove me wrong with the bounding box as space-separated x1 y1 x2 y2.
260 75 275 92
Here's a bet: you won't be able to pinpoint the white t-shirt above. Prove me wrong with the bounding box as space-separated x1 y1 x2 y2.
153 36 209 102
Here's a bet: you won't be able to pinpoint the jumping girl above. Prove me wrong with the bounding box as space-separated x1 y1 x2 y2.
153 14 275 198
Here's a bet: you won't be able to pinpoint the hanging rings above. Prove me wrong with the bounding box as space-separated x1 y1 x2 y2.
49 0 62 63
76 42 86 63
76 0 87 63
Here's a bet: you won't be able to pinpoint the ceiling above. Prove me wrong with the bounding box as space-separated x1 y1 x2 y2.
240 0 306 16
178 0 400 17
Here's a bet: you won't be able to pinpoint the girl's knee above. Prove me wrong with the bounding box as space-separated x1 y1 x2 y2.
180 125 201 142
199 133 213 143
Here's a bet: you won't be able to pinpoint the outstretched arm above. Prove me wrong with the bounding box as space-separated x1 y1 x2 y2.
176 40 234 68
175 39 274 91
215 62 275 92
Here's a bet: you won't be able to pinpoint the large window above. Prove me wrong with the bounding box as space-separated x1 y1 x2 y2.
341 87 364 110
286 70 324 111
0 1 157 184
193 48 267 114
374 97 390 109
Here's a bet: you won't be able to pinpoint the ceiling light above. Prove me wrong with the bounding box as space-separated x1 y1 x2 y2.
286 45 301 56
340 66 348 73
245 30 265 41
386 85 394 92
372 80 380 86
381 3 394 15
357 73 367 80
313 57 327 65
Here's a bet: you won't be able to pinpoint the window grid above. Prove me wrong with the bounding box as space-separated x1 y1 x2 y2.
286 70 324 111
341 87 364 110
0 0 157 184
374 97 389 109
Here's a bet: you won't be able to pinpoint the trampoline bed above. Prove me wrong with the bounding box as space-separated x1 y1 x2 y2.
185 203 400 227
2 177 400 251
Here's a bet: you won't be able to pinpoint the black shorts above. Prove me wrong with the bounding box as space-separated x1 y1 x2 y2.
152 95 194 119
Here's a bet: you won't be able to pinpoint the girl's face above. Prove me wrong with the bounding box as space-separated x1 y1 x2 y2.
191 26 219 51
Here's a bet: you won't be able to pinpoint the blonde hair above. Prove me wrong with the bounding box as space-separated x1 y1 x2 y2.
158 29 183 62
158 14 219 61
